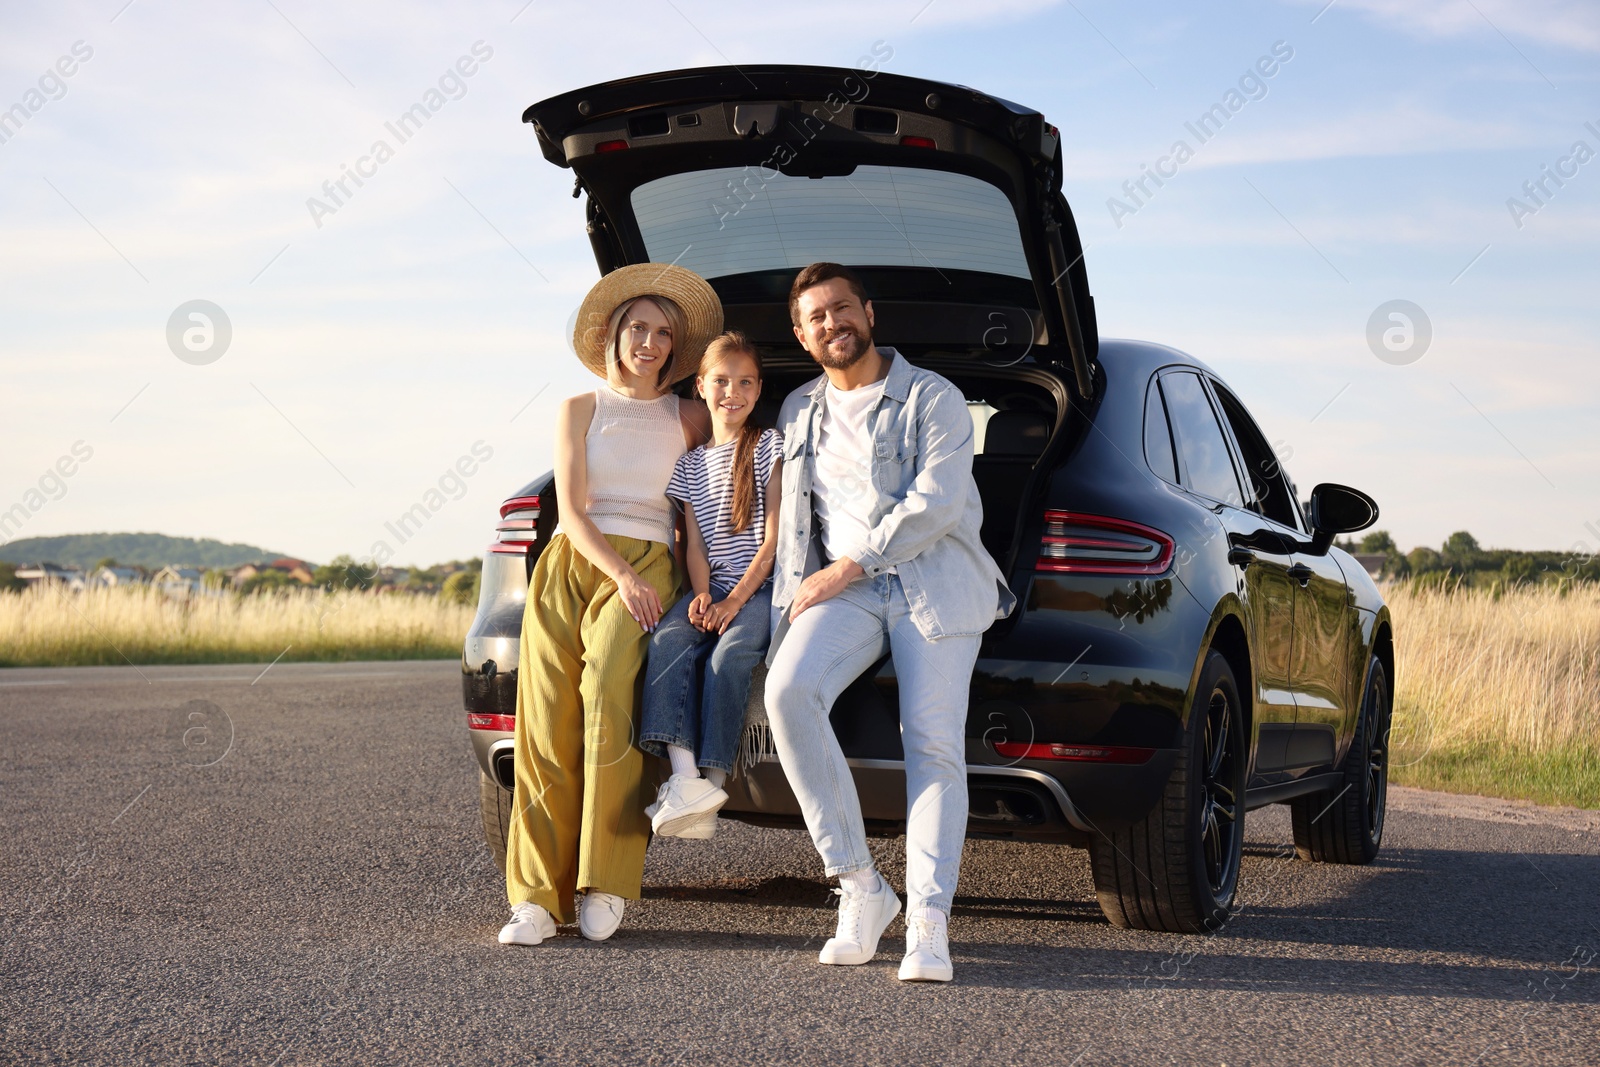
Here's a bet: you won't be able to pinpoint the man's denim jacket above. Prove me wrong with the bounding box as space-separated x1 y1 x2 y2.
768 347 1017 662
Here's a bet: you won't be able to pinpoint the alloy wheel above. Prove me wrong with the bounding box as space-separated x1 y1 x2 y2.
1201 686 1241 896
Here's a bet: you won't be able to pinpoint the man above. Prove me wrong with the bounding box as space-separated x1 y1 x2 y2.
765 262 1016 983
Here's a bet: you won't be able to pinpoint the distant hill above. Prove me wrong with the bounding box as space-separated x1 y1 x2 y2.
0 533 297 571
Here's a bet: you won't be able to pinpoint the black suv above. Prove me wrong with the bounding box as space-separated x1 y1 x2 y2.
463 66 1394 934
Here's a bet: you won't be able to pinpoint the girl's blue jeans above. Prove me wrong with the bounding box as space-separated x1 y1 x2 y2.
639 582 772 773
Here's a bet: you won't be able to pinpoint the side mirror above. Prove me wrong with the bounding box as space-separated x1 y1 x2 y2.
1307 483 1378 554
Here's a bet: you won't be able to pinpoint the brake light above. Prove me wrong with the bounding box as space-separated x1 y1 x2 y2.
499 495 540 519
992 741 1154 764
899 135 936 148
468 713 516 731
595 139 628 153
1037 511 1174 574
496 495 540 544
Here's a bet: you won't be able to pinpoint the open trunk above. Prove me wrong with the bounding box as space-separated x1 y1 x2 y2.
522 65 1100 770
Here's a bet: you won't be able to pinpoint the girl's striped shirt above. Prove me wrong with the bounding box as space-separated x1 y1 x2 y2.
665 428 783 592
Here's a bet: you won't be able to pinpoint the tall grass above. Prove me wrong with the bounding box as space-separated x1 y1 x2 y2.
0 583 474 667
3 579 1595 806
1386 581 1600 808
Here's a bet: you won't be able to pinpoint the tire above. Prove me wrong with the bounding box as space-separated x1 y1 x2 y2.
1291 656 1389 864
479 770 513 875
1089 649 1246 933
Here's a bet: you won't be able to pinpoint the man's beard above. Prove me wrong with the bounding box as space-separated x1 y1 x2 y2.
811 325 871 370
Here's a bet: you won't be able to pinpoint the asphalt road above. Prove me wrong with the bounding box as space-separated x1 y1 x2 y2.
2 659 1597 1066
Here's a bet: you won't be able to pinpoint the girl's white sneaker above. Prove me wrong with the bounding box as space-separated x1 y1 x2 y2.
652 774 728 837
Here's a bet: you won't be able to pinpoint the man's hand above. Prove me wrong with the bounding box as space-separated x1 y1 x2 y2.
788 558 864 621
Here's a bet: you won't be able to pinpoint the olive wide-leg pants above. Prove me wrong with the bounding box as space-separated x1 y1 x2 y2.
504 531 678 924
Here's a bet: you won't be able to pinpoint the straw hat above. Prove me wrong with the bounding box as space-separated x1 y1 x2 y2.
572 263 723 385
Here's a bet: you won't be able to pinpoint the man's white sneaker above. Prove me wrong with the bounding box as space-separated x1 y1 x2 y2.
898 912 953 982
818 873 901 966
578 891 626 941
651 773 728 837
497 902 556 946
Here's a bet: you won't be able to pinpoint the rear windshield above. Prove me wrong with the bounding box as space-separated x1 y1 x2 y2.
631 165 1032 281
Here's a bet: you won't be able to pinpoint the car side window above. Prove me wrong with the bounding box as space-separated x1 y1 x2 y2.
1143 378 1178 484
1160 371 1244 507
1210 382 1302 531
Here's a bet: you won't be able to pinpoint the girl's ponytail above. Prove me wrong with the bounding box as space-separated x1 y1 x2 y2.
699 330 764 533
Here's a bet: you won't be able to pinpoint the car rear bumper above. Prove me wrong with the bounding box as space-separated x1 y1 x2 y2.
470 724 1177 846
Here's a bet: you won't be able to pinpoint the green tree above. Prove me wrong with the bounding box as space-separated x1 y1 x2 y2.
1407 546 1444 575
313 554 376 592
0 561 25 593
1441 531 1482 571
1500 556 1537 587
1380 550 1411 581
441 570 479 606
1359 530 1396 554
202 568 230 591
241 569 298 595
93 556 119 572
405 566 443 593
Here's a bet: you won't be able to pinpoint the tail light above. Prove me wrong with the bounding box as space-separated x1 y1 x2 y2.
468 713 516 732
1037 511 1174 575
489 495 539 556
993 741 1154 764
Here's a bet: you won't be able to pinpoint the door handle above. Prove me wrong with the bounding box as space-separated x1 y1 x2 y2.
1286 563 1313 586
1227 547 1256 569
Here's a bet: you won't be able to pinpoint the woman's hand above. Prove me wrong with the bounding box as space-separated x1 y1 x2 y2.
701 595 744 635
686 592 713 631
617 570 665 632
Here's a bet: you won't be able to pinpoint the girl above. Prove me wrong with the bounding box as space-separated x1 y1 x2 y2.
498 263 722 947
639 331 783 839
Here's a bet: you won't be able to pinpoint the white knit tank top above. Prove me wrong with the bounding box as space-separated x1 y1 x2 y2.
580 384 685 545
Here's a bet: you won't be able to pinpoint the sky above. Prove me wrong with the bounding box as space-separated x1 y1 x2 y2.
2 0 1597 567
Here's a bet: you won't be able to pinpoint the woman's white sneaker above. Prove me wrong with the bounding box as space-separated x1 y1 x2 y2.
898 910 953 982
497 902 556 946
578 891 626 941
652 774 728 837
818 873 901 965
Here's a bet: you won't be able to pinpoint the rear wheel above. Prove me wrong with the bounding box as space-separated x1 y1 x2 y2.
1089 649 1246 932
1291 656 1389 864
479 770 513 875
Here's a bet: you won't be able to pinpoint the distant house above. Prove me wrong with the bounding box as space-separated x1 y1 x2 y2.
229 563 261 588
1351 553 1386 578
152 566 205 595
90 566 145 588
377 567 411 589
268 558 315 584
15 563 86 590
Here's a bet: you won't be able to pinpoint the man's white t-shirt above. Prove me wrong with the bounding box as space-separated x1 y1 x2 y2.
812 378 893 572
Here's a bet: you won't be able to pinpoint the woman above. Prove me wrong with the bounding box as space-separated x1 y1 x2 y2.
498 263 722 946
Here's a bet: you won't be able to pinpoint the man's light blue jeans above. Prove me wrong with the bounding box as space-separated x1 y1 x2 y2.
764 573 979 914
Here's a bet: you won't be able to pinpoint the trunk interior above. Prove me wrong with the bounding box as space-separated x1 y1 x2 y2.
743 350 1066 573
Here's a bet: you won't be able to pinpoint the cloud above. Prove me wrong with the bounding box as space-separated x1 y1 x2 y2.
1294 0 1600 54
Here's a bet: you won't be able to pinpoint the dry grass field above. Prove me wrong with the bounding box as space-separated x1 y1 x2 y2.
0 583 473 667
1385 581 1599 808
2 580 1595 807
